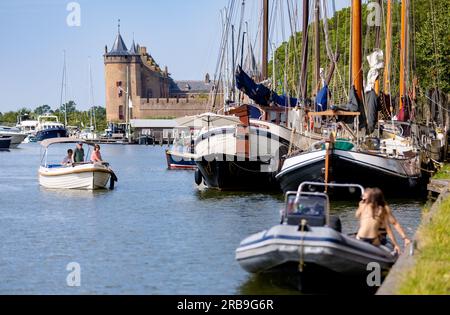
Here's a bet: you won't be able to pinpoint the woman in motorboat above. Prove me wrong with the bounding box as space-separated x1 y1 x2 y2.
356 188 401 254
90 144 103 163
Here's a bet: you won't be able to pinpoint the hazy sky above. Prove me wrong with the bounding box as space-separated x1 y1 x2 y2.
0 0 349 112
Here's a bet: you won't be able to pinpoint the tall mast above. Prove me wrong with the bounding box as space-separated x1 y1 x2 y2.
262 0 269 80
300 0 310 100
60 50 68 126
383 0 392 95
399 0 408 120
314 0 320 92
374 0 382 95
351 0 363 101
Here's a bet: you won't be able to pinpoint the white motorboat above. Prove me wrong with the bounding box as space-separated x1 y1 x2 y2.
236 182 397 281
0 126 28 148
39 138 117 190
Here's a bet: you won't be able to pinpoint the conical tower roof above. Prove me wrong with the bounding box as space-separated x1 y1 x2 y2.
106 20 130 56
129 39 138 55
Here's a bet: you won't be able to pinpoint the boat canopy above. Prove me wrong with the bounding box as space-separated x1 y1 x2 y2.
176 113 241 129
40 137 92 148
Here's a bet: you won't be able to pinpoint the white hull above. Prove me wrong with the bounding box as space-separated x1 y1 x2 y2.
39 164 112 190
195 120 320 167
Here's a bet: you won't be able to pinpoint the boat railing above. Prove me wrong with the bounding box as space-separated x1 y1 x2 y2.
296 182 365 200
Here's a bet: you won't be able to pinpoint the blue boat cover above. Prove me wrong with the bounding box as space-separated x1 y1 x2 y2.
235 66 298 108
316 86 329 112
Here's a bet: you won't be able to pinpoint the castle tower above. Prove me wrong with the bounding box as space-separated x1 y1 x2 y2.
104 21 142 122
104 22 172 122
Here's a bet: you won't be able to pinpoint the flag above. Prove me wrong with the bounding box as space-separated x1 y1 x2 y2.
129 96 133 109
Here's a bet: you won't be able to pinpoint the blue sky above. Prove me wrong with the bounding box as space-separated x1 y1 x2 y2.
0 0 349 112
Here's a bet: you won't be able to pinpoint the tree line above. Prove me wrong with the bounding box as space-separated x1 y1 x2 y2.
268 0 449 113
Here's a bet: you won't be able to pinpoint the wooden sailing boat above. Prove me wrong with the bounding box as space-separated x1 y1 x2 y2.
276 0 422 195
194 0 319 191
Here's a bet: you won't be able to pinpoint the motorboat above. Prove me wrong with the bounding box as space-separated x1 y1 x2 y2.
39 138 117 190
35 115 67 142
235 182 397 285
0 126 28 148
16 115 39 137
0 136 11 149
165 123 200 170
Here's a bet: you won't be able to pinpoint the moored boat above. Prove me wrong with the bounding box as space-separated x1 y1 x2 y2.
165 122 200 170
166 150 197 170
0 137 12 149
0 126 28 148
38 138 117 190
35 115 67 142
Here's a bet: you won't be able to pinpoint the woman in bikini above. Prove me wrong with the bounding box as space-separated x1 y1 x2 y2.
370 188 411 250
356 188 401 254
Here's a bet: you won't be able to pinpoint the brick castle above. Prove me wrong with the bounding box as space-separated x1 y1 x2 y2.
104 25 214 122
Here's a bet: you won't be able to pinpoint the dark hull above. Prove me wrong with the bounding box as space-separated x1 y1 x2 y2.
0 138 11 149
241 262 381 294
277 159 326 193
196 154 279 191
278 151 421 196
165 150 196 170
36 128 67 142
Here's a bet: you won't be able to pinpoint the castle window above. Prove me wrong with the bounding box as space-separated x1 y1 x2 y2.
118 105 124 120
117 81 123 98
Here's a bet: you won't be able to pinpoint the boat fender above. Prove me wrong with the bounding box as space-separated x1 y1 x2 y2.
194 169 203 186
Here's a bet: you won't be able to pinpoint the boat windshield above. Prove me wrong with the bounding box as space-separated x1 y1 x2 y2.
285 194 327 217
41 143 92 168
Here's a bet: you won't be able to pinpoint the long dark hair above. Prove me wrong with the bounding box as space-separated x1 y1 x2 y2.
364 188 387 219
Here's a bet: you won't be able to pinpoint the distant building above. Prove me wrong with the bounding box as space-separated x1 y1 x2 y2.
104 24 213 123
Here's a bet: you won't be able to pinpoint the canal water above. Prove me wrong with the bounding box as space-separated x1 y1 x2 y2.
0 144 423 294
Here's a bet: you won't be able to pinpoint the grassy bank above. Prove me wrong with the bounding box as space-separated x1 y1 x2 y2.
397 195 450 294
432 164 450 180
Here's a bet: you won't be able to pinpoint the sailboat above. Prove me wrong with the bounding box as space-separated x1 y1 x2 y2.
276 0 422 195
80 59 98 141
36 51 69 142
194 0 321 191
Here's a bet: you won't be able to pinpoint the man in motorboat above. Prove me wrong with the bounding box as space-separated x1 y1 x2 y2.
62 149 74 166
74 142 85 163
356 188 410 254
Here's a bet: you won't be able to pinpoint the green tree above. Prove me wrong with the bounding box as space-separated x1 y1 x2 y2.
34 104 52 116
